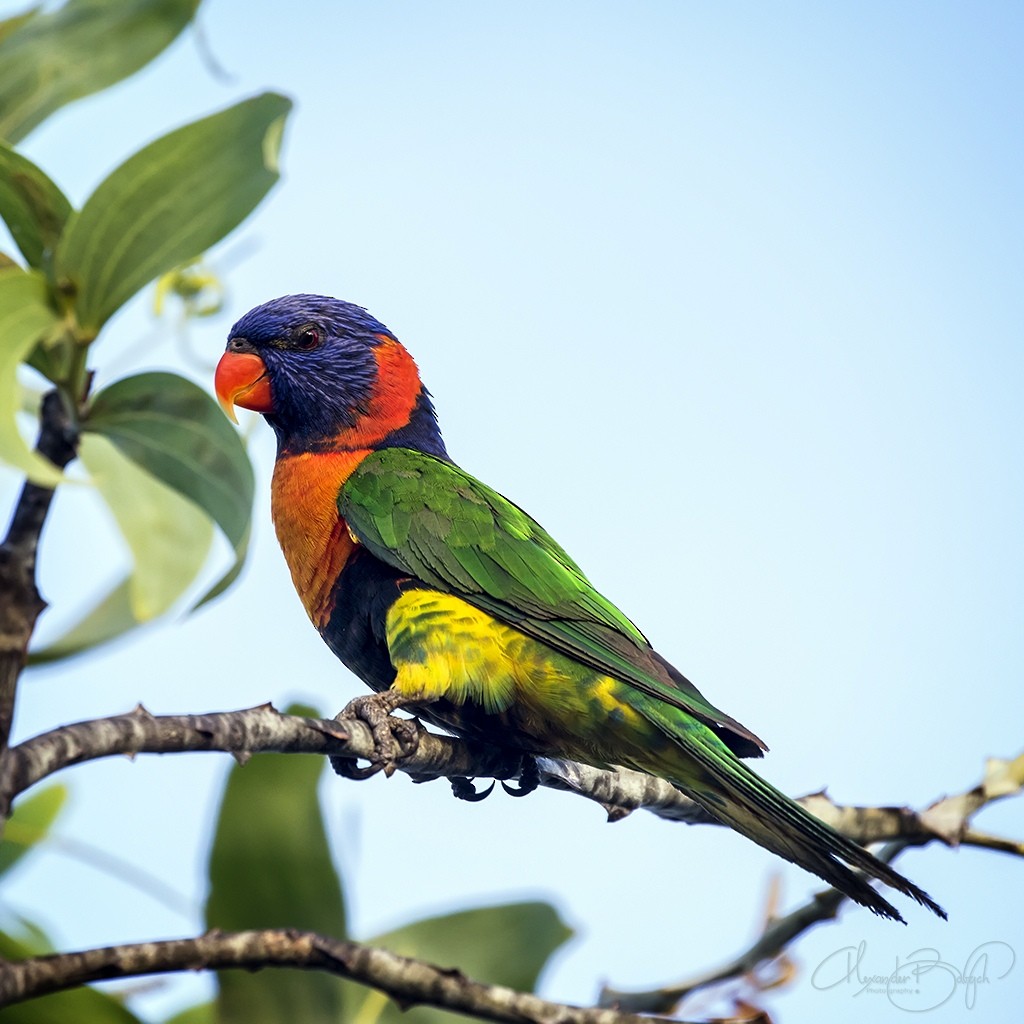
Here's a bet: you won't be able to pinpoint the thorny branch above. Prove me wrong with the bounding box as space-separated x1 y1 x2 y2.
0 928 683 1023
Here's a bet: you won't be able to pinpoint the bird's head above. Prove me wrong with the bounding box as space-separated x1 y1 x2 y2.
215 294 447 457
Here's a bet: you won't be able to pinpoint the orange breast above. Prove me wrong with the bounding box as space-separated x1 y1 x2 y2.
270 450 371 628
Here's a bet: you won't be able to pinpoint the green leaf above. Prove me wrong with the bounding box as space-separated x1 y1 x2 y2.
0 266 62 484
206 703 347 1024
0 915 53 955
0 785 66 877
80 433 213 620
0 929 142 1024
0 7 40 47
347 903 573 1024
161 1004 215 1024
28 577 137 664
85 371 255 607
0 141 72 272
56 92 291 331
192 520 250 611
34 385 235 658
0 0 200 143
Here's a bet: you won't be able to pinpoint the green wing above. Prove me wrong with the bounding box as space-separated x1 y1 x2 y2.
339 447 763 750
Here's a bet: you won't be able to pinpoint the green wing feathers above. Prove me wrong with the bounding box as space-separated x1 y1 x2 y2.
340 447 644 635
340 448 764 752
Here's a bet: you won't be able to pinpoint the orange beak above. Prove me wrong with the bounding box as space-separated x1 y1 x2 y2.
214 351 273 423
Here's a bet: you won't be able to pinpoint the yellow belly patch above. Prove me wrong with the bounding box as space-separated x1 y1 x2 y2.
386 591 520 713
384 589 644 741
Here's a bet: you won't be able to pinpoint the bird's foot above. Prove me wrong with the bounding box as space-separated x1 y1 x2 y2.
501 754 540 797
450 777 496 802
331 691 422 780
449 755 539 803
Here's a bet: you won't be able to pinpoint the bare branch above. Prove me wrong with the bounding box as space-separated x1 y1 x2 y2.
0 704 521 805
0 928 683 1024
600 750 1024 1014
960 828 1024 858
5 705 1019 856
0 391 79 826
599 859 883 1014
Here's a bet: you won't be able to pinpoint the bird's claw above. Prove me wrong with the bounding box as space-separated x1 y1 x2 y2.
501 755 540 797
330 756 381 781
450 777 497 802
449 756 539 802
331 691 422 779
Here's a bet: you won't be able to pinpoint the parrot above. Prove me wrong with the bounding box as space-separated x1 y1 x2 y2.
214 294 945 923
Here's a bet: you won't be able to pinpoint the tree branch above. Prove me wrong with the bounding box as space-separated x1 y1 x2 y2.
599 751 1024 1015
0 704 522 807
6 704 1018 856
0 391 78 818
0 928 683 1024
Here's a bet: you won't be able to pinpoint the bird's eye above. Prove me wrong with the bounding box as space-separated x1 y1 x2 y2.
295 327 322 350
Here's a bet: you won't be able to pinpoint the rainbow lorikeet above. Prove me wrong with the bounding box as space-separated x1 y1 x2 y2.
214 294 944 923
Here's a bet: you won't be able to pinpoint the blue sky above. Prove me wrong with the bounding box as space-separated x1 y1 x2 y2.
2 2 1023 1020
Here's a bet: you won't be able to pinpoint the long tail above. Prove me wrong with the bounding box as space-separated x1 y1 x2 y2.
655 720 946 922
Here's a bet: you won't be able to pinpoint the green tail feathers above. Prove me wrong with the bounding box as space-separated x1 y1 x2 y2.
652 718 946 922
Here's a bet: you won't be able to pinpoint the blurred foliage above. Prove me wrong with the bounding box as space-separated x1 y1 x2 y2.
0 0 287 660
0 0 201 143
154 263 225 321
0 785 66 879
0 787 144 1023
